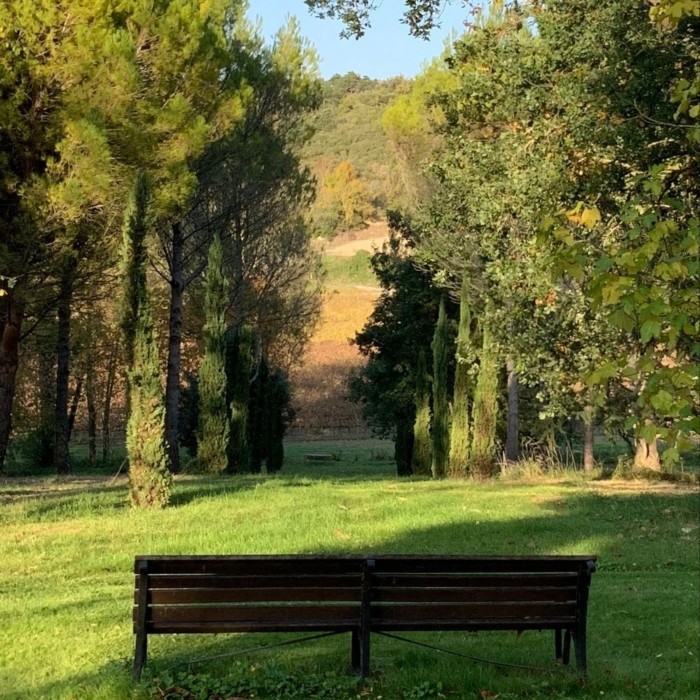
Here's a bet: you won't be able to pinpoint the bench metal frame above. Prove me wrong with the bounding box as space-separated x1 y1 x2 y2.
133 554 596 681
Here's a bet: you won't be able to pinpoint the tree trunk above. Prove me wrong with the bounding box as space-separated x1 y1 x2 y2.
395 415 414 477
582 406 595 472
102 342 117 464
54 275 73 475
634 436 661 470
0 295 24 472
505 357 519 463
67 375 83 443
86 373 97 467
165 221 184 474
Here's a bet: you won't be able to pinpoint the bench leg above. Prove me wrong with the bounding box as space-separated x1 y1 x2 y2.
133 631 147 682
573 625 587 675
562 629 572 666
351 629 360 672
555 629 563 663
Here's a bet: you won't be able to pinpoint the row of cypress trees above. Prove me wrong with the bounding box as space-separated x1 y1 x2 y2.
411 278 499 479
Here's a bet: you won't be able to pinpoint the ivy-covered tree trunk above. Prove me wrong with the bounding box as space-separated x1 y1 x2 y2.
121 173 171 508
127 304 172 508
449 276 471 477
505 357 519 463
471 323 499 479
226 325 253 474
249 357 269 475
165 221 184 475
197 234 229 474
411 349 432 476
431 296 450 479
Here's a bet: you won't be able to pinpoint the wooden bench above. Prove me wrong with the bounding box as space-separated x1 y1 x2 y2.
133 554 596 681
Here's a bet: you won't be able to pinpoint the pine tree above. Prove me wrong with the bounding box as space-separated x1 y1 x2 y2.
122 173 172 507
449 276 472 477
197 234 229 474
226 325 254 473
471 322 499 479
411 349 432 476
431 296 450 478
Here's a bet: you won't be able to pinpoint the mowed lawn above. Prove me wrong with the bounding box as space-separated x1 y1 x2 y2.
1 443 698 700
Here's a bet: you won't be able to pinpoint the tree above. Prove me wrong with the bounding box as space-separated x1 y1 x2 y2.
226 325 254 473
197 234 230 474
412 349 433 476
471 321 499 478
431 296 451 478
449 275 472 476
121 174 171 508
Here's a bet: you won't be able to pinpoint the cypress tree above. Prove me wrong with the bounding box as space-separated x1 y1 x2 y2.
431 296 450 479
122 173 172 508
449 276 472 477
248 355 269 474
266 367 290 474
197 234 229 474
471 321 499 479
119 172 150 419
411 349 432 476
226 324 253 473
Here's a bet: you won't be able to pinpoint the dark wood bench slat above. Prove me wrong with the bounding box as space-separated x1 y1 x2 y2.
372 573 578 587
143 603 360 625
140 586 362 605
135 556 366 576
139 573 362 589
141 620 359 634
372 558 592 574
370 602 578 622
372 586 577 604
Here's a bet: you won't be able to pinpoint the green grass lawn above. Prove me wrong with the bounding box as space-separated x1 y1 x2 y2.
1 441 698 699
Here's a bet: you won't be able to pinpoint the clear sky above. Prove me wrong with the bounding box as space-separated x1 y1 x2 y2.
246 1 473 79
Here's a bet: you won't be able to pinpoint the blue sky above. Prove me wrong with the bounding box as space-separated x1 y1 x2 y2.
246 1 473 79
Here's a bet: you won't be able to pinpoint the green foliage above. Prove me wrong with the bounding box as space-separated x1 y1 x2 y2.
178 373 199 458
197 234 230 474
226 325 254 473
431 296 450 478
412 349 433 477
121 175 171 508
471 323 500 479
449 275 473 476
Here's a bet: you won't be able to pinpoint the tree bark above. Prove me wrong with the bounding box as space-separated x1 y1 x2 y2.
54 274 73 475
86 373 97 467
505 357 519 463
102 342 117 465
0 295 24 472
165 221 184 474
582 406 595 472
634 436 661 470
67 375 83 443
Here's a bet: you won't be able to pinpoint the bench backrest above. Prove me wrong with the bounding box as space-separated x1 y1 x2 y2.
134 555 596 635
134 556 366 635
369 556 596 632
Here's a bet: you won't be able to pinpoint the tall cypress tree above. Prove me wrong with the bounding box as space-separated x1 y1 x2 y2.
411 349 432 476
471 321 499 479
449 276 472 477
122 173 172 508
226 324 254 473
431 296 450 479
197 234 229 474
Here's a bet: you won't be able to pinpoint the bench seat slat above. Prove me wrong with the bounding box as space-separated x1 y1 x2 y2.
141 620 358 634
139 587 362 604
372 558 590 574
372 586 576 603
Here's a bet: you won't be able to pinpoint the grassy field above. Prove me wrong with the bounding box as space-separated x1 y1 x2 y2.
1 442 698 699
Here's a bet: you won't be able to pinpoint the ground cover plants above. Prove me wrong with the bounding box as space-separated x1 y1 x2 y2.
1 443 698 700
